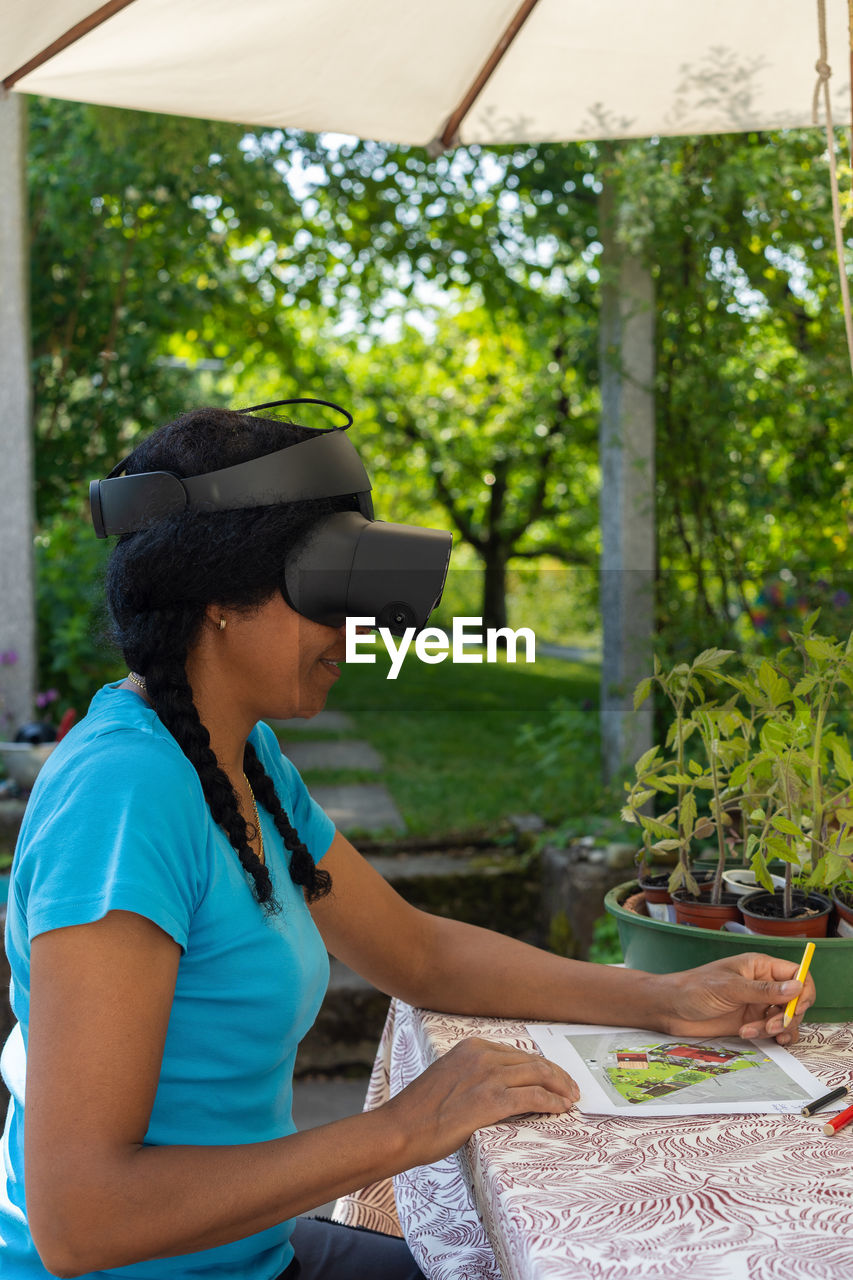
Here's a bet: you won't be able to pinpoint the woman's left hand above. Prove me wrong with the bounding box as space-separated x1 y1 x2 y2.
660 952 816 1044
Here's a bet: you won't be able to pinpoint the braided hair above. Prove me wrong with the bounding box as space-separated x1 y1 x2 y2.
105 406 344 910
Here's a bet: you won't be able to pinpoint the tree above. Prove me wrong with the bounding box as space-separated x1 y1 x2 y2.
611 131 853 653
28 99 312 518
343 301 600 629
280 129 853 650
31 106 853 653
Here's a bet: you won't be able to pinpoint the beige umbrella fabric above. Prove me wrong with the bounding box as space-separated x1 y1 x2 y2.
3 0 851 147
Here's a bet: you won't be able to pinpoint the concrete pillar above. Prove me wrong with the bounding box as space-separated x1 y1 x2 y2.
598 181 655 782
0 93 35 735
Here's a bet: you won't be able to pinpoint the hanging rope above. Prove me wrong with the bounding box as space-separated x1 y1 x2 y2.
813 0 853 378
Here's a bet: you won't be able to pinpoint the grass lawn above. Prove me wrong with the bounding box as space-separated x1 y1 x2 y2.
284 648 600 837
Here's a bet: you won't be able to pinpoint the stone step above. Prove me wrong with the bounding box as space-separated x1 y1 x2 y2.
268 711 354 734
282 739 383 773
308 784 406 835
363 849 540 935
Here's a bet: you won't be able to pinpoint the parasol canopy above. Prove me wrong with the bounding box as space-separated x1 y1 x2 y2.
3 0 850 148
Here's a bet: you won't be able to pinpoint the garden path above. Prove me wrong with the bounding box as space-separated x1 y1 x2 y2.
269 710 407 836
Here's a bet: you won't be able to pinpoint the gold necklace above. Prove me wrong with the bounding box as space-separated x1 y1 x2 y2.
127 672 146 691
243 773 265 865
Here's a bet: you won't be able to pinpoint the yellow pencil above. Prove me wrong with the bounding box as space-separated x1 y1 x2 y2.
782 941 815 1028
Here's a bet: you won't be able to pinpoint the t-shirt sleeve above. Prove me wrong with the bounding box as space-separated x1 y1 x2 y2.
254 722 336 863
16 730 207 951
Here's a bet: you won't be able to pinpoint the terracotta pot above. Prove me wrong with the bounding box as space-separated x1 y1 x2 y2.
638 870 674 922
639 868 716 922
832 890 853 939
739 890 832 938
672 890 742 932
621 891 648 916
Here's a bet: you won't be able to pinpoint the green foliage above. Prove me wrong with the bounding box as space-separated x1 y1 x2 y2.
588 913 624 964
429 554 598 648
620 131 853 660
328 648 599 836
546 910 577 959
342 303 600 629
624 648 740 901
28 98 309 519
35 502 120 712
518 698 609 822
623 621 853 917
28 107 853 660
247 127 853 652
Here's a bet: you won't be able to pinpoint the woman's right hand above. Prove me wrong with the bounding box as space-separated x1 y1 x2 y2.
384 1036 579 1167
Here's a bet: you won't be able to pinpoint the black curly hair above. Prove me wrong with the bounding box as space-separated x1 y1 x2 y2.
105 405 348 911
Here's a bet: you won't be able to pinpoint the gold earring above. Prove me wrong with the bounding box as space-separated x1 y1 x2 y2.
219 617 227 631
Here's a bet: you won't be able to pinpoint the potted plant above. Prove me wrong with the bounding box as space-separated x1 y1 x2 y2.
606 617 853 1021
623 648 746 930
722 619 853 937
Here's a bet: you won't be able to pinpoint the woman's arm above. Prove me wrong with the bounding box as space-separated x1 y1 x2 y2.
26 910 576 1278
311 834 815 1044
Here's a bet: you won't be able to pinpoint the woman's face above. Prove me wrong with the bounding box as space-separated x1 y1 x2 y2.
199 592 346 724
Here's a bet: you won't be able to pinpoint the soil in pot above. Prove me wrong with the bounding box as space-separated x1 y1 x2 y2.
722 868 786 897
832 888 853 938
739 890 832 938
672 890 742 931
639 868 715 922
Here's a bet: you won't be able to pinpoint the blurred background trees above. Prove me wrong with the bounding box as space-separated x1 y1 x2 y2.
29 98 853 707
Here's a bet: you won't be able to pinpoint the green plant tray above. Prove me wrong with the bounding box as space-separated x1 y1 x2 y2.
605 880 853 1024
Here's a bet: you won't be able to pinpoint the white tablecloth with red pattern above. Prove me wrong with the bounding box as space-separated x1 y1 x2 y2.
333 1001 853 1280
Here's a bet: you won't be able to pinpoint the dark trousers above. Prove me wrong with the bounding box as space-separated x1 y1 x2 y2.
277 1216 427 1280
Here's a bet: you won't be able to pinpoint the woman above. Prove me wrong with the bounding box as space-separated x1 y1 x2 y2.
0 403 814 1280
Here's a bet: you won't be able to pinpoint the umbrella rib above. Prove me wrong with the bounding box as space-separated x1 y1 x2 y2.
430 0 544 153
3 0 139 91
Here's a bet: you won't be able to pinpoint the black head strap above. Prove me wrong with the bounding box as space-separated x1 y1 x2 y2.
90 400 372 537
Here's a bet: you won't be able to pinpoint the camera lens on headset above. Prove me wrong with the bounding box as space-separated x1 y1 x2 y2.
377 601 416 635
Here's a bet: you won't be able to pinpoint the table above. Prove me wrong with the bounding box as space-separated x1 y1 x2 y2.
334 1001 853 1280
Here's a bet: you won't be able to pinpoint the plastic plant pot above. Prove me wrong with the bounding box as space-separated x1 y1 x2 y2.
738 891 832 939
722 868 786 898
672 890 743 932
833 890 853 939
637 869 675 922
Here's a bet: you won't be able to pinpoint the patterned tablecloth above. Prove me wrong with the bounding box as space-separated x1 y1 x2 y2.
334 1001 853 1280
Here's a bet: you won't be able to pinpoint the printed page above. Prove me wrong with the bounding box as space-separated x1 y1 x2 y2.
527 1024 824 1117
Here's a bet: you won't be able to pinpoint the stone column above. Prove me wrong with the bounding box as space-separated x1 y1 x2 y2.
0 93 35 734
598 181 655 782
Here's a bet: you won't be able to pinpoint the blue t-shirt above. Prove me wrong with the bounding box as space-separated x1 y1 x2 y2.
0 682 336 1280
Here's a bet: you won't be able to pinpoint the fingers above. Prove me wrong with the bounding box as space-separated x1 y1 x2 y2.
743 1004 808 1045
438 1037 580 1124
739 1004 787 1041
386 1037 583 1165
461 1038 579 1104
673 955 816 1046
727 959 816 1020
500 1057 580 1109
737 969 814 1043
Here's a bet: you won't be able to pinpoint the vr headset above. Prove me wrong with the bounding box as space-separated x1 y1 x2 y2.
89 399 452 636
